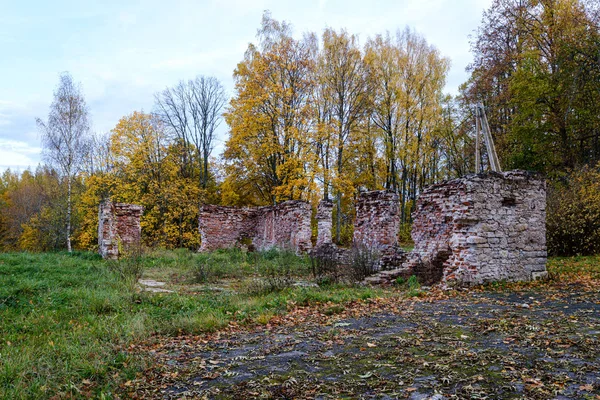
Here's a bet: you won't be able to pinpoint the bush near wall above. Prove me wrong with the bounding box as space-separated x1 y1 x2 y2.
547 165 600 256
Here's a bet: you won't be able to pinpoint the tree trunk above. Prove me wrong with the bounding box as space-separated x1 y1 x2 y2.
335 142 344 244
336 192 341 244
66 176 72 253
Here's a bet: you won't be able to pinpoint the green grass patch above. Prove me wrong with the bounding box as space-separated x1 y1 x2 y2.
547 255 600 281
0 249 378 398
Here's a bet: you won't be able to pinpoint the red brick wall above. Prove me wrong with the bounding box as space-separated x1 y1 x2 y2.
199 201 312 253
408 171 547 286
98 201 143 259
353 191 405 269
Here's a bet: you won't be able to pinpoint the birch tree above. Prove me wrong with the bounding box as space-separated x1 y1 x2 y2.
36 72 90 252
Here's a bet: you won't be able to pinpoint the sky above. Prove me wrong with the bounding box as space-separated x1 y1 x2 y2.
0 0 493 172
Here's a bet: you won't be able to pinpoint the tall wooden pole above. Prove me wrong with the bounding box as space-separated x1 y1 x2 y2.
475 107 481 173
479 103 502 172
476 103 502 172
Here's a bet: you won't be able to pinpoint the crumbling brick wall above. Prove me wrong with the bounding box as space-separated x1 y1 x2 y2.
310 200 349 273
197 205 256 251
353 191 399 248
316 200 333 246
408 170 547 286
253 201 313 253
98 201 144 259
353 190 406 269
198 201 312 253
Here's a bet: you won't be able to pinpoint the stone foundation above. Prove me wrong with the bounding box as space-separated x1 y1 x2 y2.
407 170 547 286
98 201 144 259
198 201 312 253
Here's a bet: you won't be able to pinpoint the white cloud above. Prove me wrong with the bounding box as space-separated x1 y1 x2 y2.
0 138 41 170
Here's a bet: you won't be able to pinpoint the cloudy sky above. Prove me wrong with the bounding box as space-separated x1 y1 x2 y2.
0 0 492 172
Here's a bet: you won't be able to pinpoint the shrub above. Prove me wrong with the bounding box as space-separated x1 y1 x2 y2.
310 243 347 284
192 255 216 283
242 249 305 295
310 244 380 283
547 165 600 256
108 246 144 285
242 267 294 296
405 275 422 297
347 244 380 281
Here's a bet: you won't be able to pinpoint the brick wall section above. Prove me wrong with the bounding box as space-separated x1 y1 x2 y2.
316 200 333 246
198 205 256 252
98 201 144 259
353 191 399 247
253 201 313 253
407 170 547 286
353 190 406 269
198 201 312 253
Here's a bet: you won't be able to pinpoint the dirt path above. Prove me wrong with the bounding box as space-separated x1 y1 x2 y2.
129 288 600 399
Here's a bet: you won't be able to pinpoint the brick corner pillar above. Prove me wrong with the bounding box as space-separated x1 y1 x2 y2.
98 200 117 260
98 200 144 259
315 200 334 246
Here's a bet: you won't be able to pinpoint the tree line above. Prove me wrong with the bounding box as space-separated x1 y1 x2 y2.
1 1 599 254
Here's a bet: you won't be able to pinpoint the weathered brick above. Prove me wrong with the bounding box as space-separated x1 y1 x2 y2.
198 201 312 254
405 170 547 286
98 201 143 259
315 200 333 246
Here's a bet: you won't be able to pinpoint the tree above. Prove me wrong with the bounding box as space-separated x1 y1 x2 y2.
223 11 315 205
155 75 226 189
365 28 450 223
78 111 202 250
463 0 600 176
318 28 370 241
36 72 90 252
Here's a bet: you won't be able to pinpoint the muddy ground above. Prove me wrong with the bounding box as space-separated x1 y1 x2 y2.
129 287 600 399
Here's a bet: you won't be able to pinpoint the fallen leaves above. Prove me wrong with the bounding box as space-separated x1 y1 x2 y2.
121 286 600 399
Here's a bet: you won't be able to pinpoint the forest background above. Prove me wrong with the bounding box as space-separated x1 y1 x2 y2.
1 0 599 256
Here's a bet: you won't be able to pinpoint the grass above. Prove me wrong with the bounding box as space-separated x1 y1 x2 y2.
547 254 600 281
0 249 381 399
0 250 597 398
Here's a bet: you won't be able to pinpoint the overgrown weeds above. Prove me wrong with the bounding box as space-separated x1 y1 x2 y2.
311 244 345 284
310 243 380 283
395 274 423 297
190 248 309 284
241 250 299 295
348 244 380 281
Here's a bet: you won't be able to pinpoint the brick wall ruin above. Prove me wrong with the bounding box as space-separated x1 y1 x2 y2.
353 191 407 269
196 170 547 287
407 170 547 286
316 200 333 246
98 201 144 259
311 191 406 271
198 201 312 253
353 191 399 248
